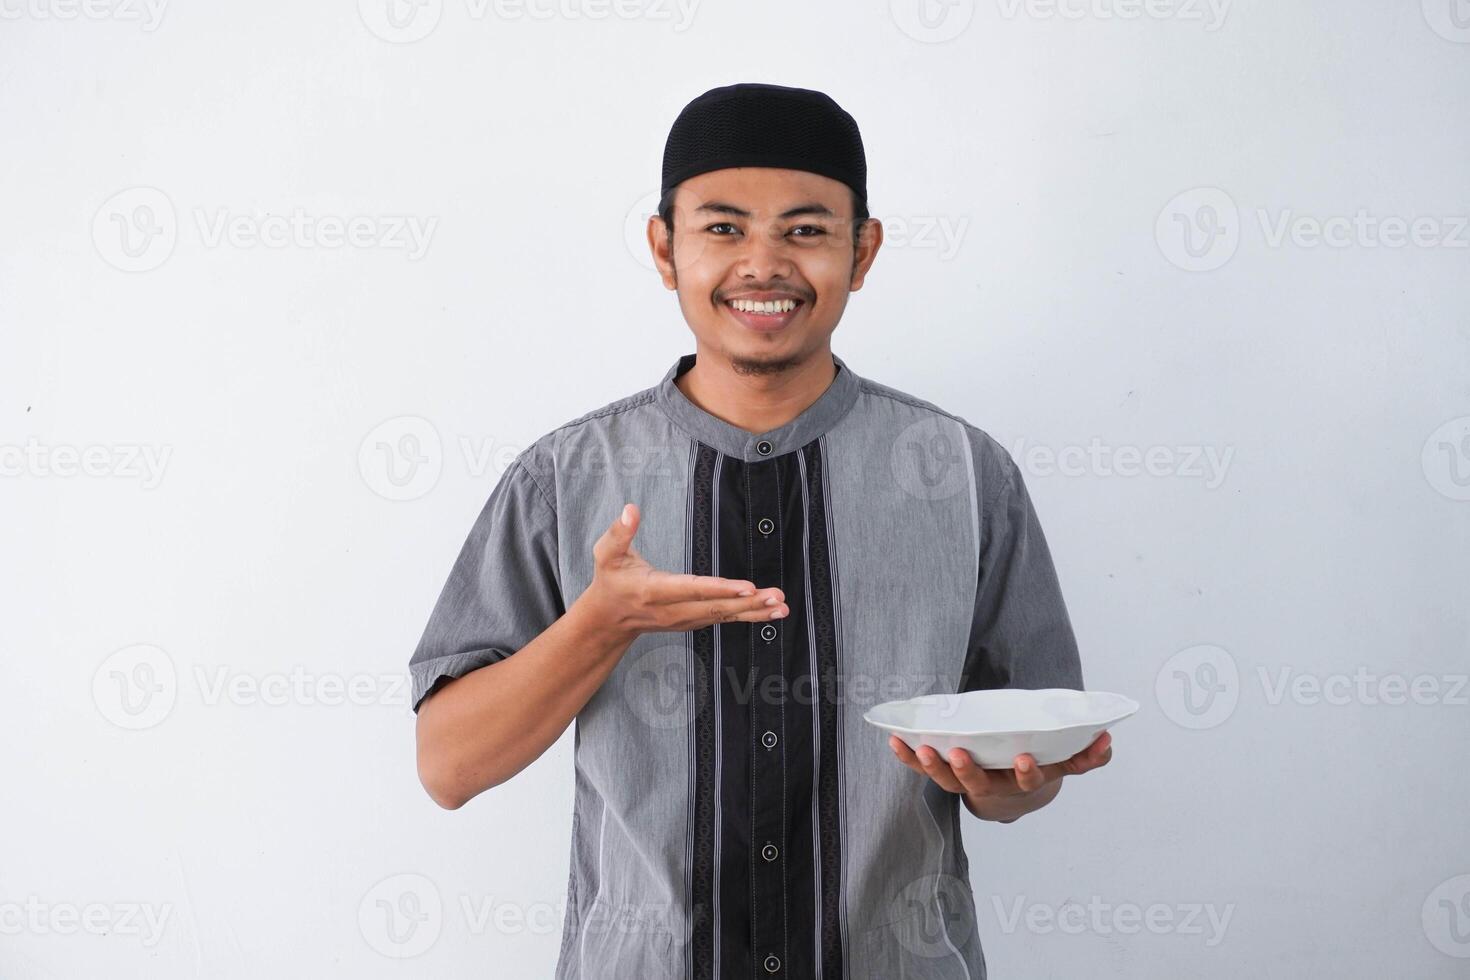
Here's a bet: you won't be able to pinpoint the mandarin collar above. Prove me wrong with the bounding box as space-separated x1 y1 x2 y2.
655 351 861 460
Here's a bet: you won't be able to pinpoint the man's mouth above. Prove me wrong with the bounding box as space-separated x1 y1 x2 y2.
722 296 806 332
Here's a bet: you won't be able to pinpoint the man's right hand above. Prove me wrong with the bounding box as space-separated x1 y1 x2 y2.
416 500 785 808
579 502 788 642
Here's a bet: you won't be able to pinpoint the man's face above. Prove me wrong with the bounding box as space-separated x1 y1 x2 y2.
647 167 882 376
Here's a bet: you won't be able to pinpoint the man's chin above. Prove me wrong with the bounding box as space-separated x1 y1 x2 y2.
725 342 807 378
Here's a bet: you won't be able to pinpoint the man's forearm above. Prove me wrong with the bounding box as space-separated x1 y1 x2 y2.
414 595 634 809
962 777 1063 823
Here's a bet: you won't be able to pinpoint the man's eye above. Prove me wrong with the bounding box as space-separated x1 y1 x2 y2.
790 225 828 238
706 223 738 235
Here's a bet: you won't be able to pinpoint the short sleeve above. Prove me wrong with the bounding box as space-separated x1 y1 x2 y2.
408 453 565 714
958 438 1084 693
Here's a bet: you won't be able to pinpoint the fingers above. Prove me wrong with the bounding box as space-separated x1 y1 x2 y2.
889 736 1056 798
889 734 920 768
1067 730 1114 774
658 594 789 631
647 571 780 605
1029 731 1114 783
882 734 976 799
591 503 795 636
889 732 1116 803
1013 754 1048 792
598 504 780 603
595 503 640 563
944 746 999 797
890 735 959 789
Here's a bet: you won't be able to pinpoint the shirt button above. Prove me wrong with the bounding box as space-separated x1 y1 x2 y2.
761 843 779 862
759 623 778 642
763 954 781 973
761 730 778 749
757 517 775 536
756 440 773 456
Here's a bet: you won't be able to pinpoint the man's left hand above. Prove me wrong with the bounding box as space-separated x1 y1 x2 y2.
888 730 1113 823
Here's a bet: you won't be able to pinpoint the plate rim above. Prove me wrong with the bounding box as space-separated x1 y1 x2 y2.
861 689 1140 737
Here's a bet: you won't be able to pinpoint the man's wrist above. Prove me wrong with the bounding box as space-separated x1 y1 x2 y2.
565 589 640 659
962 793 1020 822
962 779 1062 822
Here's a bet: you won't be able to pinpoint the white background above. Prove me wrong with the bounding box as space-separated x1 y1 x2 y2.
3 0 1469 977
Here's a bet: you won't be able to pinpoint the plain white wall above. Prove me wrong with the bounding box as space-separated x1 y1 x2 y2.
3 0 1468 977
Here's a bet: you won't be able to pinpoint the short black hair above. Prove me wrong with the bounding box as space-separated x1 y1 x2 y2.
656 185 870 254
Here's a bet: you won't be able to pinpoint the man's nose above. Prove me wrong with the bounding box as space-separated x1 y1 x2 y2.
734 222 793 280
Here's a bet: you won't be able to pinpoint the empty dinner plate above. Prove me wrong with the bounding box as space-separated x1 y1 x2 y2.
863 688 1139 768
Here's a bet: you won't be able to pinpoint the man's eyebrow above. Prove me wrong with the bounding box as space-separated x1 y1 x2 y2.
693 202 838 220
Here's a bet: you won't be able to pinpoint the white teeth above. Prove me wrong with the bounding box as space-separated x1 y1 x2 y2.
729 298 798 314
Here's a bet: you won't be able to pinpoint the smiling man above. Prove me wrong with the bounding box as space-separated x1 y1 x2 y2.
409 81 1111 980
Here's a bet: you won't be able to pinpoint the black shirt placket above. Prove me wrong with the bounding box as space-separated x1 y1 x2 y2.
746 438 787 976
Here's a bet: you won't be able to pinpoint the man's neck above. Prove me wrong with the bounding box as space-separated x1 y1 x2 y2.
674 345 839 436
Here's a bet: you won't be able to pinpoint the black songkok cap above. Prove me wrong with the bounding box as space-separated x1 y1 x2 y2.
660 82 867 207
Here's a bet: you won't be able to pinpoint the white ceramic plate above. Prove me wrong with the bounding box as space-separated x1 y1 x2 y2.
863 688 1138 768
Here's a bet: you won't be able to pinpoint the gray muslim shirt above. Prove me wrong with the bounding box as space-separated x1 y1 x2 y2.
408 350 1084 980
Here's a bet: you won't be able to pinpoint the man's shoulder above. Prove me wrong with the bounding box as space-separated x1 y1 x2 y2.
854 373 1017 487
512 380 664 485
550 382 664 436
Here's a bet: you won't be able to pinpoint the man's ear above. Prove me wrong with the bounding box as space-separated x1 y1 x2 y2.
849 218 884 292
647 215 677 290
